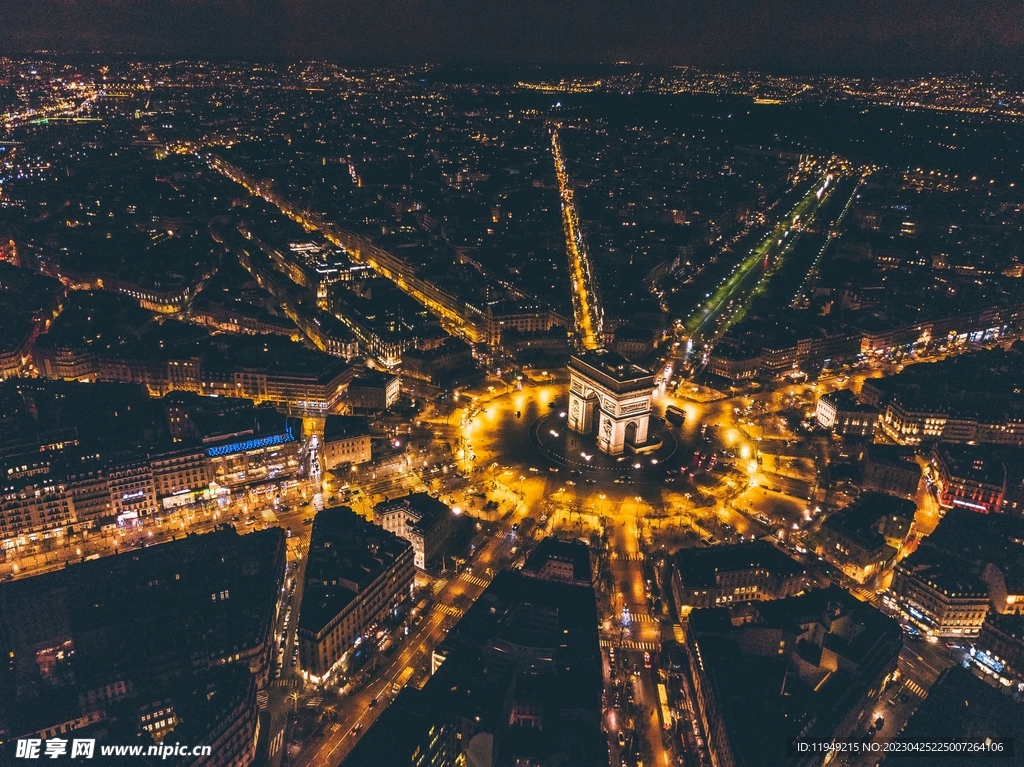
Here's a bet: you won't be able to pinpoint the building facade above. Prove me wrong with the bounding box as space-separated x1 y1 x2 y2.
373 493 453 570
203 416 302 490
862 445 922 500
931 444 1007 515
877 397 1024 447
972 613 1024 692
298 508 414 682
150 447 214 509
322 416 372 470
815 390 878 438
0 480 76 540
891 555 991 637
346 371 400 413
671 541 811 611
107 460 158 523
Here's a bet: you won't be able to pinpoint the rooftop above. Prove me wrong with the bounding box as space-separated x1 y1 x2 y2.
895 665 1024 753
925 508 1024 575
323 415 371 443
349 369 399 388
343 566 605 767
0 263 63 355
373 492 451 535
821 492 915 549
865 444 920 467
673 540 807 588
37 291 352 383
522 536 593 585
866 343 1024 422
569 348 654 391
935 443 1009 488
298 507 412 635
687 586 901 767
0 527 284 735
821 388 876 413
984 612 1024 642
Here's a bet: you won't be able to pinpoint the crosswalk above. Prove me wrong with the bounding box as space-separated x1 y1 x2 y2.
609 551 645 562
271 678 301 688
904 679 928 698
256 690 269 710
631 613 660 625
672 624 685 643
434 603 464 618
306 696 323 708
460 573 491 588
268 730 285 758
850 587 876 603
601 639 660 651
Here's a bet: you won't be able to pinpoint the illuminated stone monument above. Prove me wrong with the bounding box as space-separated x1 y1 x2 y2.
567 349 654 455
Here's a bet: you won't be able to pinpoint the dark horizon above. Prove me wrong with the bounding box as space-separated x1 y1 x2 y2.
2 0 1023 76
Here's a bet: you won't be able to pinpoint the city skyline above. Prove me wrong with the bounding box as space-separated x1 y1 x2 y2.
0 1 1023 75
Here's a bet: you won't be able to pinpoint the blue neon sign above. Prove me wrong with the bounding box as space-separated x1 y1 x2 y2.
206 424 295 457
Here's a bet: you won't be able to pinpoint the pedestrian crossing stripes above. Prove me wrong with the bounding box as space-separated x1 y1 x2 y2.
460 573 490 588
851 588 875 603
434 603 464 618
609 551 645 561
306 696 323 708
631 613 660 625
269 730 285 758
271 678 300 688
256 690 269 709
672 624 685 643
600 639 660 651
904 679 927 698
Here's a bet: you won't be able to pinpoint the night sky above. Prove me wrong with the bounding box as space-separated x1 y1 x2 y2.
1 0 1023 74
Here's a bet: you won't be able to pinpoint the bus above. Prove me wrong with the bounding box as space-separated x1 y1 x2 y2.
665 406 686 426
657 682 673 731
392 665 415 694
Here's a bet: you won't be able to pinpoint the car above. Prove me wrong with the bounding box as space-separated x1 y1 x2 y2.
644 651 651 668
617 731 626 748
369 696 380 707
350 723 363 736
